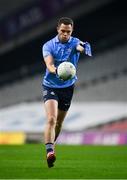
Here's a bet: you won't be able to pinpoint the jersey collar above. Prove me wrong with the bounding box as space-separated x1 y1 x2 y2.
55 35 72 43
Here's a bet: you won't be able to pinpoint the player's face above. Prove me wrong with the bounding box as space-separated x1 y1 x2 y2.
57 23 73 43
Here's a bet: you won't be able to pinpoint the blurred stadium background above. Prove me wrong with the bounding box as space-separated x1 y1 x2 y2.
0 0 127 145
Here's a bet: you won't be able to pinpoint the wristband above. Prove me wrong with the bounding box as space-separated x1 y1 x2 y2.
80 42 92 56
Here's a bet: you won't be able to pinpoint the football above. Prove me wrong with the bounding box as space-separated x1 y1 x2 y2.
57 62 76 81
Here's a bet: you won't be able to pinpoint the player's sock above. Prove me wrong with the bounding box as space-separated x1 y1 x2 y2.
45 143 54 154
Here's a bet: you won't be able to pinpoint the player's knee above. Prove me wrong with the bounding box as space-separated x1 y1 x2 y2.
48 115 56 126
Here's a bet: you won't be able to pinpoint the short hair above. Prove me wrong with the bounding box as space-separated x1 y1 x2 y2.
57 17 74 27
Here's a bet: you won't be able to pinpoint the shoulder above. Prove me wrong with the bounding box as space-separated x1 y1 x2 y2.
70 36 80 44
70 36 80 46
43 36 56 48
68 37 80 50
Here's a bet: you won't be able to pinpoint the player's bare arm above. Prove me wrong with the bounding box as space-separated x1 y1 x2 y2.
76 43 84 53
44 55 57 74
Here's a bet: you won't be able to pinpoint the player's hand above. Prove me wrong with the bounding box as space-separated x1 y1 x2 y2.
56 68 66 81
56 69 64 81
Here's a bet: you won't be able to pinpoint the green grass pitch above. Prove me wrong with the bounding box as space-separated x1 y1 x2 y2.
0 144 127 179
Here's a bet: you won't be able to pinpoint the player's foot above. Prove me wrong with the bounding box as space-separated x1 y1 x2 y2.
47 151 56 168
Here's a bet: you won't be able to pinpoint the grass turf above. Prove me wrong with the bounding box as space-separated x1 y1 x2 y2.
0 144 127 179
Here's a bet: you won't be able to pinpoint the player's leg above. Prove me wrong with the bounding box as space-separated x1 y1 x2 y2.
55 85 74 141
44 99 58 144
44 99 58 168
43 85 59 167
55 109 68 141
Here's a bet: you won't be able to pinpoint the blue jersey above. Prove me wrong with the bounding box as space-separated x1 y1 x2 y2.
42 35 81 88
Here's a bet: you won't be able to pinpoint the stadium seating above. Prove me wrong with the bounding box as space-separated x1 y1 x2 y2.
101 120 127 132
0 43 127 107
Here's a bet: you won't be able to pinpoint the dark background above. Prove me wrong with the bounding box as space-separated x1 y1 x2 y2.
0 0 127 84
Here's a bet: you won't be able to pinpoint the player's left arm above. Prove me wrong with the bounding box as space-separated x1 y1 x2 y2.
76 41 92 56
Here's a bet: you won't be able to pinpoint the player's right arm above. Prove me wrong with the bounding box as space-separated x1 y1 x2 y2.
43 55 57 74
42 42 57 74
